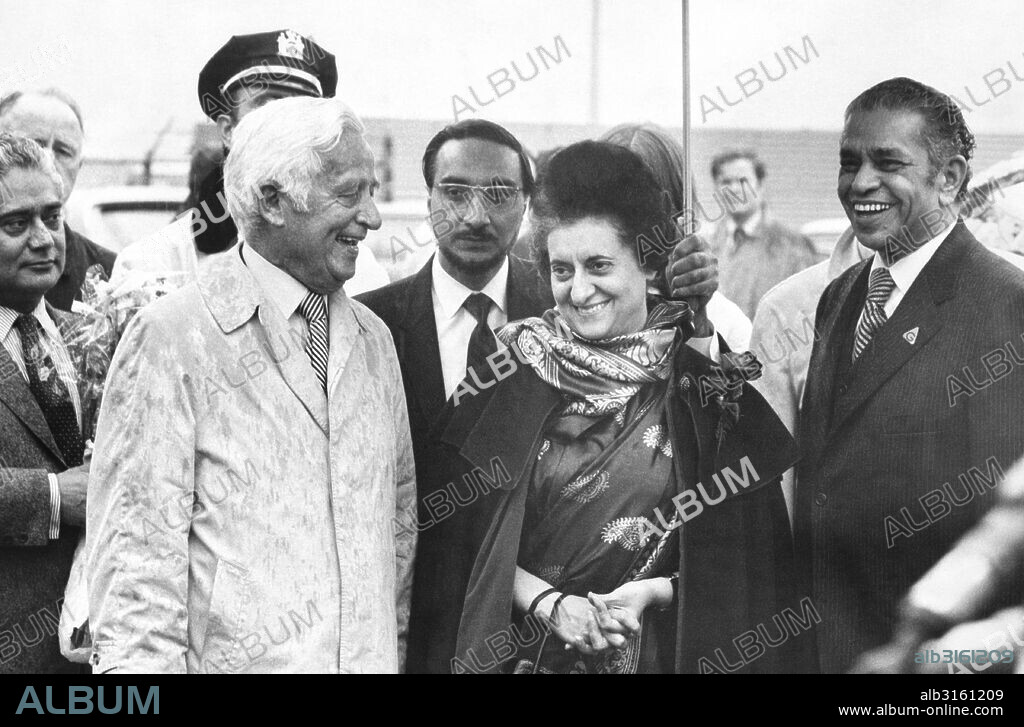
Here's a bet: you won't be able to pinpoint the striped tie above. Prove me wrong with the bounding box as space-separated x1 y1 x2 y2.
852 267 897 361
298 291 329 393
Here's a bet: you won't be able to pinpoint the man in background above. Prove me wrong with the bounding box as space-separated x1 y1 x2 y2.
708 149 817 319
112 29 388 294
0 88 116 309
0 133 89 673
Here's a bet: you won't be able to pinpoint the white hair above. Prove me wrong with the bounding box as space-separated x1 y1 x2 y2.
0 132 64 198
224 96 366 237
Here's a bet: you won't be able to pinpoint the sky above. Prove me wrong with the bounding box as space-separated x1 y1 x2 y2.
1 0 1023 157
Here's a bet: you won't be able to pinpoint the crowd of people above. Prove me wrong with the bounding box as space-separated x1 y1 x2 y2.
2 28 1023 674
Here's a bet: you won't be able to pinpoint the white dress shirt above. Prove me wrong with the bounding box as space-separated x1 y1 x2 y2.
0 298 82 540
242 245 317 330
866 220 956 317
432 253 509 398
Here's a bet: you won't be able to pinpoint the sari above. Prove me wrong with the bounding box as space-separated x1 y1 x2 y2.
497 298 692 673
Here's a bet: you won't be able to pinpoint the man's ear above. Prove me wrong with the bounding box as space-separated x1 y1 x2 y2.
256 185 287 227
215 114 235 148
938 155 969 207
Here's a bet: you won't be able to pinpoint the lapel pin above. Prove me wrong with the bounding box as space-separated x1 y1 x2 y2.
903 327 919 345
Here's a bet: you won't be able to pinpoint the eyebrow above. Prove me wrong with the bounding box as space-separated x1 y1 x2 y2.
0 203 62 221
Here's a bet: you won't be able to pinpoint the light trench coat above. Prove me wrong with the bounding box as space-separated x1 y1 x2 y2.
86 244 416 673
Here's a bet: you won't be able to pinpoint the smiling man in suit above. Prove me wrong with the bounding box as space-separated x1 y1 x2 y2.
0 89 117 310
795 77 1024 673
0 133 89 673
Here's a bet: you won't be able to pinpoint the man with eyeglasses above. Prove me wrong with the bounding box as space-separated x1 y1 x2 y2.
357 119 546 673
357 118 720 673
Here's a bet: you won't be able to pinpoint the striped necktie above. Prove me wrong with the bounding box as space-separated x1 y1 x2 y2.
852 267 897 361
15 314 84 466
298 291 329 393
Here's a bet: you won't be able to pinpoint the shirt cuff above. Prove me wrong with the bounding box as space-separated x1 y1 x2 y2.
685 324 721 363
47 473 61 540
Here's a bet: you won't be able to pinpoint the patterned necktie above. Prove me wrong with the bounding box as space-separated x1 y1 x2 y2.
298 291 329 393
463 292 497 379
15 314 84 466
852 267 897 361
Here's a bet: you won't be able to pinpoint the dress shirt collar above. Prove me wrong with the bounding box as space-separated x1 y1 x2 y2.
0 297 59 343
869 219 956 293
431 252 509 321
241 243 314 319
726 208 763 240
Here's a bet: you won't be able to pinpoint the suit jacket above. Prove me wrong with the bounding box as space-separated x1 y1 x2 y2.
446 334 809 673
0 305 81 674
795 221 1024 673
709 210 820 320
46 224 116 312
356 254 554 673
87 245 417 673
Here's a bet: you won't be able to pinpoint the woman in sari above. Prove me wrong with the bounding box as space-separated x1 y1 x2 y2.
442 141 807 674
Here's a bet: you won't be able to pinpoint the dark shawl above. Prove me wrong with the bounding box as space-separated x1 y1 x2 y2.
440 338 813 673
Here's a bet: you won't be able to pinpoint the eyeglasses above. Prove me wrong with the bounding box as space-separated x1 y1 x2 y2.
435 183 523 211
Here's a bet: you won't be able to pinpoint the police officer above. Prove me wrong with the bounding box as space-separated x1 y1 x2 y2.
113 29 388 293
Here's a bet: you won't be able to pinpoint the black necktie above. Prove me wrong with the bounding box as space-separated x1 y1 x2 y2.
15 314 84 466
463 292 497 379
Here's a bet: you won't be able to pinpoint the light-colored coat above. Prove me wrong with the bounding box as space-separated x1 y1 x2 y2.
86 245 416 673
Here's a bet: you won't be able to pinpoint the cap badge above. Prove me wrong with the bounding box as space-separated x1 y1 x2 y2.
277 30 307 62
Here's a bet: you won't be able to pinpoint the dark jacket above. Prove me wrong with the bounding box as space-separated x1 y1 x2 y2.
796 221 1024 673
356 254 554 673
0 306 82 673
442 335 809 674
45 224 116 312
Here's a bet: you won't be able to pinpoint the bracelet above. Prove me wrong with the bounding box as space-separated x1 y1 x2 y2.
528 587 560 618
551 592 572 627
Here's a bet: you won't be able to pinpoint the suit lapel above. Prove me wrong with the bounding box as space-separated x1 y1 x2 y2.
0 341 66 465
396 260 446 422
801 261 868 467
829 224 965 434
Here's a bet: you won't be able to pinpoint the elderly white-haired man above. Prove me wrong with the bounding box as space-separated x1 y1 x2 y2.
86 96 417 673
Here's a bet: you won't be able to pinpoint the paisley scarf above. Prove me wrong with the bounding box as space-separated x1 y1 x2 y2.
497 298 694 416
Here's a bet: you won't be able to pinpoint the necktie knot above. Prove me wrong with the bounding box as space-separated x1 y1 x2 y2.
866 267 896 308
298 291 328 325
14 313 41 339
852 267 897 362
463 292 493 325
